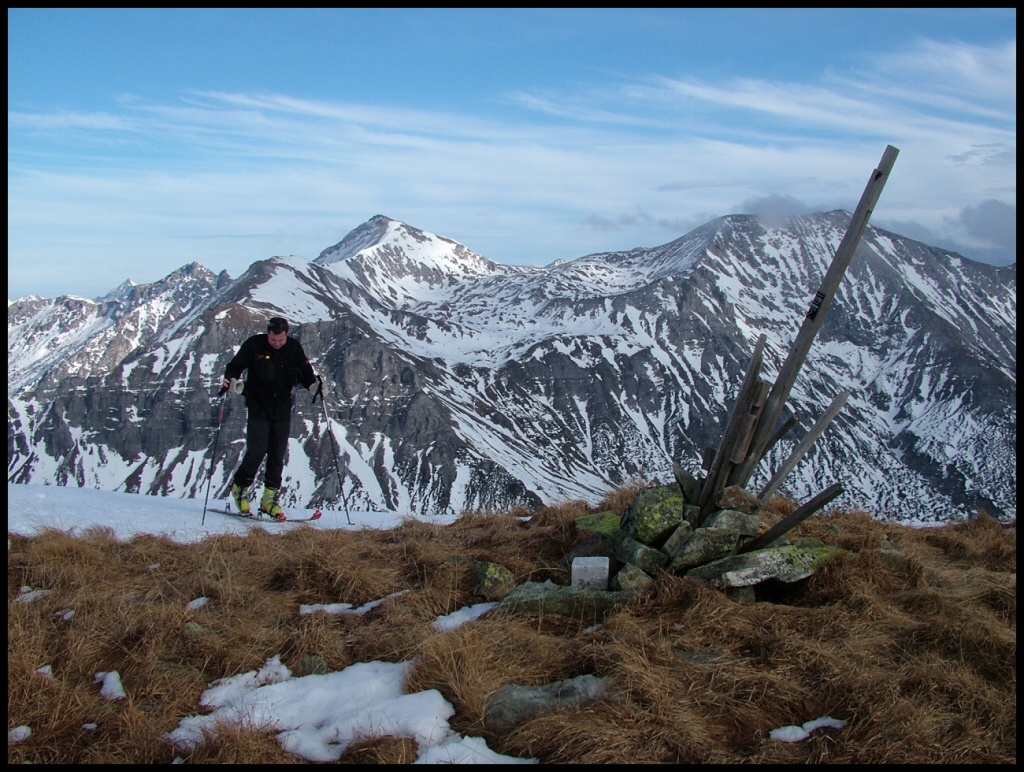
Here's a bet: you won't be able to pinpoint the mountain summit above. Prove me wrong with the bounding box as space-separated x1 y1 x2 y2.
7 213 1016 522
314 215 507 309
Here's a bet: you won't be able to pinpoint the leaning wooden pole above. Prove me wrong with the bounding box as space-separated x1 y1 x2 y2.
731 145 899 490
694 334 767 526
756 388 849 502
736 482 845 554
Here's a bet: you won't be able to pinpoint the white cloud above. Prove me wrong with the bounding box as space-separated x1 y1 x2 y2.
7 36 1015 299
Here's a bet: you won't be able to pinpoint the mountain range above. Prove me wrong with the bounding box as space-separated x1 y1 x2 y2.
7 212 1016 523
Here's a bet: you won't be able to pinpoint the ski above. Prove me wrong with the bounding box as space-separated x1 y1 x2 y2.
206 507 322 523
283 508 322 522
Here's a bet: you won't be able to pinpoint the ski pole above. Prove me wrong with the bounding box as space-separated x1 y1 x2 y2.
201 385 230 526
316 378 352 524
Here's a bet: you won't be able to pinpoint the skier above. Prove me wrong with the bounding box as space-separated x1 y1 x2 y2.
221 316 323 519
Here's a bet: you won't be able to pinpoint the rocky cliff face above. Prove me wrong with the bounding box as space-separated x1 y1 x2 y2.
7 213 1016 522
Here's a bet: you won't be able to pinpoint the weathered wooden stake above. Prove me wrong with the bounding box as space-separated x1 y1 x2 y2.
695 334 767 526
757 389 850 501
731 145 899 491
729 379 771 465
736 482 845 554
760 414 799 464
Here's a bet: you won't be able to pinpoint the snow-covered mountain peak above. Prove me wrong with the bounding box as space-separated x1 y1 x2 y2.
312 215 507 308
98 278 139 303
314 214 394 266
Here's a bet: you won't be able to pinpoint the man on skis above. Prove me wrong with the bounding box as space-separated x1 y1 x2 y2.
220 316 322 520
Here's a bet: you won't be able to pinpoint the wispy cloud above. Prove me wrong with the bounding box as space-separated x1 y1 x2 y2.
7 35 1015 299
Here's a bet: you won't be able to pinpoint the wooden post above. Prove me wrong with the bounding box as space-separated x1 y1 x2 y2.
694 334 768 526
736 482 844 554
757 389 849 501
729 379 771 465
700 447 716 472
760 414 799 463
731 145 899 490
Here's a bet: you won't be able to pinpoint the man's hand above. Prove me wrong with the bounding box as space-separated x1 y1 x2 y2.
309 375 324 403
220 378 244 396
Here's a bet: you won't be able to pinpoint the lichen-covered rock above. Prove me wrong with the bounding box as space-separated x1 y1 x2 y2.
685 544 843 587
615 536 667 574
667 527 739 571
494 581 635 623
621 485 688 545
681 503 700 525
703 508 761 536
472 560 518 601
574 510 623 538
298 654 330 676
611 563 656 592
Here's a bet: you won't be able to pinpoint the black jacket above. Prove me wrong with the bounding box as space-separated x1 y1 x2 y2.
224 334 316 420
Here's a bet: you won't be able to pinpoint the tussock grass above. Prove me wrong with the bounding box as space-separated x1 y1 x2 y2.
7 492 1015 764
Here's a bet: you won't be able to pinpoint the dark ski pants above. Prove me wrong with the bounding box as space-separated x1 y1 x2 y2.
233 415 290 491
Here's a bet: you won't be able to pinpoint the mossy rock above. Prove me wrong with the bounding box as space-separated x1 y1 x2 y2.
575 510 622 538
473 560 518 601
621 485 688 544
686 544 844 587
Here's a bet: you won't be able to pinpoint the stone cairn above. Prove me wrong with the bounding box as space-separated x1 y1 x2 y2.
473 474 849 732
489 471 843 619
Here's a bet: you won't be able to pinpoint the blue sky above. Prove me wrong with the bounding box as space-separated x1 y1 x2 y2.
7 8 1016 300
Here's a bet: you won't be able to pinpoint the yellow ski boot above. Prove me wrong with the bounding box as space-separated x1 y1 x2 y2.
230 483 252 516
260 487 287 522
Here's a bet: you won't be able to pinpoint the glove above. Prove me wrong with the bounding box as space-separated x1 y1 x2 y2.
220 377 245 396
308 375 324 403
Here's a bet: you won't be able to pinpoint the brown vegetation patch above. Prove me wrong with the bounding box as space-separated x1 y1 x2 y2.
7 495 1015 764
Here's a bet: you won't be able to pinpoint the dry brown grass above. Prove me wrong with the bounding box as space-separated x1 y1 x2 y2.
7 492 1015 764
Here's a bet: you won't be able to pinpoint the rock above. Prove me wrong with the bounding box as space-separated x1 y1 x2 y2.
574 510 623 538
661 522 693 560
621 485 688 545
876 537 903 564
611 563 656 592
614 536 668 574
822 522 842 537
672 463 702 504
726 585 757 603
298 654 330 676
703 508 761 536
681 503 700 526
716 485 761 514
685 544 843 587
790 536 827 548
667 527 739 571
183 622 214 638
562 532 619 569
494 581 635 624
673 649 733 665
472 560 518 601
483 674 612 731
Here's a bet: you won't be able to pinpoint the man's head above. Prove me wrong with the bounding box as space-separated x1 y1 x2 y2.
267 317 289 349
